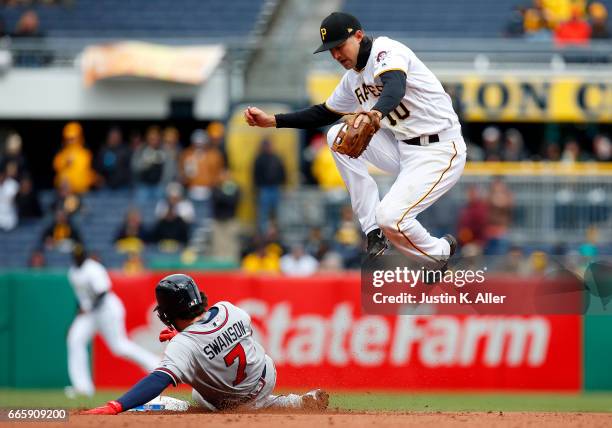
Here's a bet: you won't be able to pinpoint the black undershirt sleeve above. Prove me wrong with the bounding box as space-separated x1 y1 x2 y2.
372 70 406 117
275 104 343 129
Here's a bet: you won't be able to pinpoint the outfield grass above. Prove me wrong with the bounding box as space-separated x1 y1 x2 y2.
1 389 612 413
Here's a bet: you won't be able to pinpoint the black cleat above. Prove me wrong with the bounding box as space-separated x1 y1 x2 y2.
423 234 458 285
366 228 388 260
443 234 458 258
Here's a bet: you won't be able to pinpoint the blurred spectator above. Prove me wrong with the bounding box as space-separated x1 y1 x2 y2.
280 244 319 276
95 127 132 189
41 209 82 251
561 139 590 163
592 134 611 161
53 122 94 194
465 138 485 162
179 129 224 204
241 242 281 274
148 204 189 248
207 121 228 167
528 251 549 275
496 246 530 275
523 7 552 40
253 139 286 233
131 125 166 203
555 6 591 45
114 207 147 254
1 132 29 181
482 126 503 161
318 252 344 272
11 10 43 38
161 126 181 186
51 179 81 217
15 175 42 221
123 251 145 274
485 178 514 255
155 182 194 224
544 142 561 161
302 133 325 185
128 129 143 151
0 166 19 231
311 135 343 190
541 0 577 28
589 2 610 39
261 222 286 258
305 226 331 261
211 172 241 261
502 128 527 161
333 205 361 268
579 225 600 257
505 5 526 37
457 185 488 249
28 248 46 269
311 134 346 230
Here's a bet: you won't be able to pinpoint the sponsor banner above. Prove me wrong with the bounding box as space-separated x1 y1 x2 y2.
94 273 581 391
81 42 224 86
307 72 612 123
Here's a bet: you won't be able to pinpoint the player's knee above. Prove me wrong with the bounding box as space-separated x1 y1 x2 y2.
375 203 399 232
326 124 345 148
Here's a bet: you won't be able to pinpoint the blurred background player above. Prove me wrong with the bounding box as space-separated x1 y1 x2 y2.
65 245 159 397
83 274 329 413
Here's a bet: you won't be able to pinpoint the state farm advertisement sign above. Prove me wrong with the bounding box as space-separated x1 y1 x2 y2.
93 273 581 391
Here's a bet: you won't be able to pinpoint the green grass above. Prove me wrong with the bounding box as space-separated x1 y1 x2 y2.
330 392 612 412
1 389 612 413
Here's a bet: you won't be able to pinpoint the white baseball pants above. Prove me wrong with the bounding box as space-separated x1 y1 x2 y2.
67 292 160 395
327 125 467 266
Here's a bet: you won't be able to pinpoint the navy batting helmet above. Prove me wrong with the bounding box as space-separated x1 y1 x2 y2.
154 274 208 328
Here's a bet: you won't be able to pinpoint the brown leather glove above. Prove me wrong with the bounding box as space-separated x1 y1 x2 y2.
331 111 381 159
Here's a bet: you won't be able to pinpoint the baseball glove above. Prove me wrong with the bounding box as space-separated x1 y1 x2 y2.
331 111 381 159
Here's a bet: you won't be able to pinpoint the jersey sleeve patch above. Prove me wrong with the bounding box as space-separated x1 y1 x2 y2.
372 39 409 78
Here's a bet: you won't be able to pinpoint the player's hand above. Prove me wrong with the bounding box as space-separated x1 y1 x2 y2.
159 327 178 342
353 110 382 128
81 400 123 415
244 106 276 128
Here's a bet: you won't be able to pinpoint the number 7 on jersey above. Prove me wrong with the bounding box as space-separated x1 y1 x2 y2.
224 343 247 386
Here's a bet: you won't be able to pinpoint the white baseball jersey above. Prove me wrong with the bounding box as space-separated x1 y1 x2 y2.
155 301 267 409
68 259 112 312
325 36 459 140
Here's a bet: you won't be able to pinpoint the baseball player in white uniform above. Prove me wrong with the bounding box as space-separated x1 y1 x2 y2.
83 274 328 414
66 245 159 397
245 12 466 271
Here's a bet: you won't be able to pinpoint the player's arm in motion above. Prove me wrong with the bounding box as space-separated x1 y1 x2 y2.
243 70 406 130
81 370 175 415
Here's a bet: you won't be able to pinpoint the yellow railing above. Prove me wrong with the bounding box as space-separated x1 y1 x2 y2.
463 162 612 176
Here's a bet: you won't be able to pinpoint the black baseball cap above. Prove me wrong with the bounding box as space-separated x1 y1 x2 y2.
314 12 362 54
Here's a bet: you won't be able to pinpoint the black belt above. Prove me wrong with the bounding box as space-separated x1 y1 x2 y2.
402 134 440 146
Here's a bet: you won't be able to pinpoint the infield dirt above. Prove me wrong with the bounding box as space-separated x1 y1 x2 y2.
4 410 610 428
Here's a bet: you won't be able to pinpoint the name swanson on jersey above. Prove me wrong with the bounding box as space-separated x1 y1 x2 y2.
202 320 247 360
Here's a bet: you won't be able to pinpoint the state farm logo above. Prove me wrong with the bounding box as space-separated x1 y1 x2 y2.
238 300 550 368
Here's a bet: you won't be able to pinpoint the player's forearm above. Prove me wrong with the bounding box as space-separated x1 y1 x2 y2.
372 70 406 117
275 104 342 129
115 371 173 411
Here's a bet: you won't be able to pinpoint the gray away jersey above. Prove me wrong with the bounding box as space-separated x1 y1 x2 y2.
155 301 267 407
